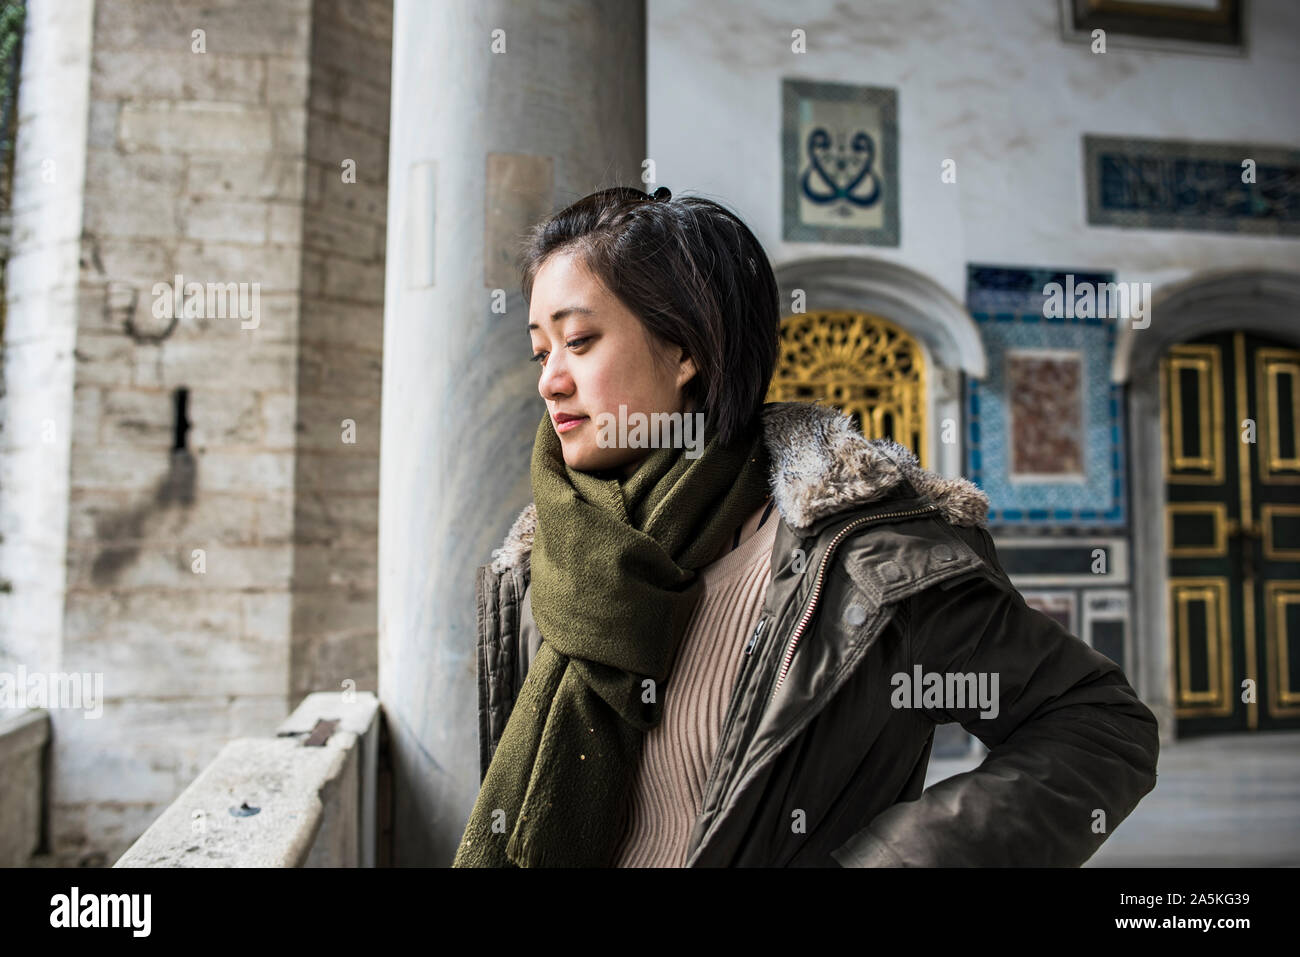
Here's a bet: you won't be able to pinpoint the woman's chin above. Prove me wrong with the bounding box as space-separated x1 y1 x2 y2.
560 446 599 472
562 447 630 475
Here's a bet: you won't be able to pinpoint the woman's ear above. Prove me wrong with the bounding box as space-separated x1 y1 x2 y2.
675 348 697 392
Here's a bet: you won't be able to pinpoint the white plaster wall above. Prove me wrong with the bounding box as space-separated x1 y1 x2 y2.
648 0 1299 746
647 0 1300 305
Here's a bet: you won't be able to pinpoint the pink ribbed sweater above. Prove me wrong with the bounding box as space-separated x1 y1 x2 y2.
612 500 779 867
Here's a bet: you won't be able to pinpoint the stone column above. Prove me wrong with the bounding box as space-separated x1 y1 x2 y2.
1 0 93 689
380 0 646 864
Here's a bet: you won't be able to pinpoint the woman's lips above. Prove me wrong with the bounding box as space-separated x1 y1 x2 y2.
555 416 587 434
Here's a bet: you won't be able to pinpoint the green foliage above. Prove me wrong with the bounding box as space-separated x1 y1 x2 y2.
0 1 24 156
0 3 20 343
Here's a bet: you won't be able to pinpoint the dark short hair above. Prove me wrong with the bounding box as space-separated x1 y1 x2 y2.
519 186 780 447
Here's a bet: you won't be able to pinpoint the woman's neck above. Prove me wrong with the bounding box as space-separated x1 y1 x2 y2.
708 495 773 564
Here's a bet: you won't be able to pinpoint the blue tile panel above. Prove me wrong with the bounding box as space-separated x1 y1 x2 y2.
965 264 1127 528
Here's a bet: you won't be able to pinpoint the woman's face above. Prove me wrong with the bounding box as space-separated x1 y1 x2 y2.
528 249 697 476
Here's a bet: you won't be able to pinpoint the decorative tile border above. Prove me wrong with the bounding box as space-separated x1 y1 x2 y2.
1084 134 1300 236
991 537 1130 587
1082 588 1131 669
781 78 898 246
966 265 1127 527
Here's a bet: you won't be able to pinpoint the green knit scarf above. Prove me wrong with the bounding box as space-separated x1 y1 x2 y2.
452 405 772 867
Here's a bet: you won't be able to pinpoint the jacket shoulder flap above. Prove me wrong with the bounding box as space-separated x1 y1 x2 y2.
836 510 988 606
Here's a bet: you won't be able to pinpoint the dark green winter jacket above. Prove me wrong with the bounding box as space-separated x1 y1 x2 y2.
473 401 1160 866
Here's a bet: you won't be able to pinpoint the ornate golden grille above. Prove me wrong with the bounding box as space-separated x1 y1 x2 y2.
765 310 928 468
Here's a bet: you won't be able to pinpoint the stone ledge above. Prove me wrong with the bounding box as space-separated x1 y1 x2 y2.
0 709 50 867
0 708 49 763
114 691 378 867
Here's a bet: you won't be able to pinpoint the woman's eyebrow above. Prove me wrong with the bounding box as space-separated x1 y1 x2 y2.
527 306 596 332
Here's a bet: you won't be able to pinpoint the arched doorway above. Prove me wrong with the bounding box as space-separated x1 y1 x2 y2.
770 256 985 478
767 310 928 466
1117 269 1300 739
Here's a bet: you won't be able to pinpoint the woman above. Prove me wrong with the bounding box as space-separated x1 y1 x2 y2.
452 186 1159 868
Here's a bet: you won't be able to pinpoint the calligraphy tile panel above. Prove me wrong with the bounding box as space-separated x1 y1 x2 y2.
781 78 899 246
1084 134 1300 236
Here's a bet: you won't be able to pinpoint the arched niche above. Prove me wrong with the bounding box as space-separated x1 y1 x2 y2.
1116 268 1300 740
771 256 987 478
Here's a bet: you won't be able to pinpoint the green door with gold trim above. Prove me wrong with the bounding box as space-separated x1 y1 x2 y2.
1162 331 1300 736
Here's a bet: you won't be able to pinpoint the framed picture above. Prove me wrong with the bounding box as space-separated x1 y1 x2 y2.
1005 348 1087 483
1059 0 1244 53
782 78 898 246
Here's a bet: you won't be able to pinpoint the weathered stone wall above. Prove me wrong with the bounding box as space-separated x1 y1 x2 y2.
290 0 389 705
1 0 389 866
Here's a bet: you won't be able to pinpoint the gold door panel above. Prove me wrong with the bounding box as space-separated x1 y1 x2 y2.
1161 344 1224 483
1262 505 1300 562
1170 577 1233 717
1257 348 1300 484
1166 502 1229 558
1264 581 1300 716
767 310 928 467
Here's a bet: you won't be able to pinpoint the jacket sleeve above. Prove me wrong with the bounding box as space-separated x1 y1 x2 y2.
474 563 498 785
831 548 1160 867
475 562 525 785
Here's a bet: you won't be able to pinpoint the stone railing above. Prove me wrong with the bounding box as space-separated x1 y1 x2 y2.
115 691 380 867
0 708 49 866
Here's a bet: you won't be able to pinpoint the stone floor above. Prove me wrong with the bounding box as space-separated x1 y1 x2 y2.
923 730 1300 867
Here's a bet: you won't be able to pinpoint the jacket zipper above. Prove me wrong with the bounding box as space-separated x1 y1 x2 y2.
767 504 939 705
689 501 940 865
698 612 771 815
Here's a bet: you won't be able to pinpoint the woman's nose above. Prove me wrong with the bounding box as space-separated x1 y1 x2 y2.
538 355 571 400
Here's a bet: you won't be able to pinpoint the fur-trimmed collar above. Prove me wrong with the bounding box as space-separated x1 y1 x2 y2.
489 401 989 574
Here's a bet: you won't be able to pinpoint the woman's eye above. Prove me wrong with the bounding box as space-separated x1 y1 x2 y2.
529 337 590 364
